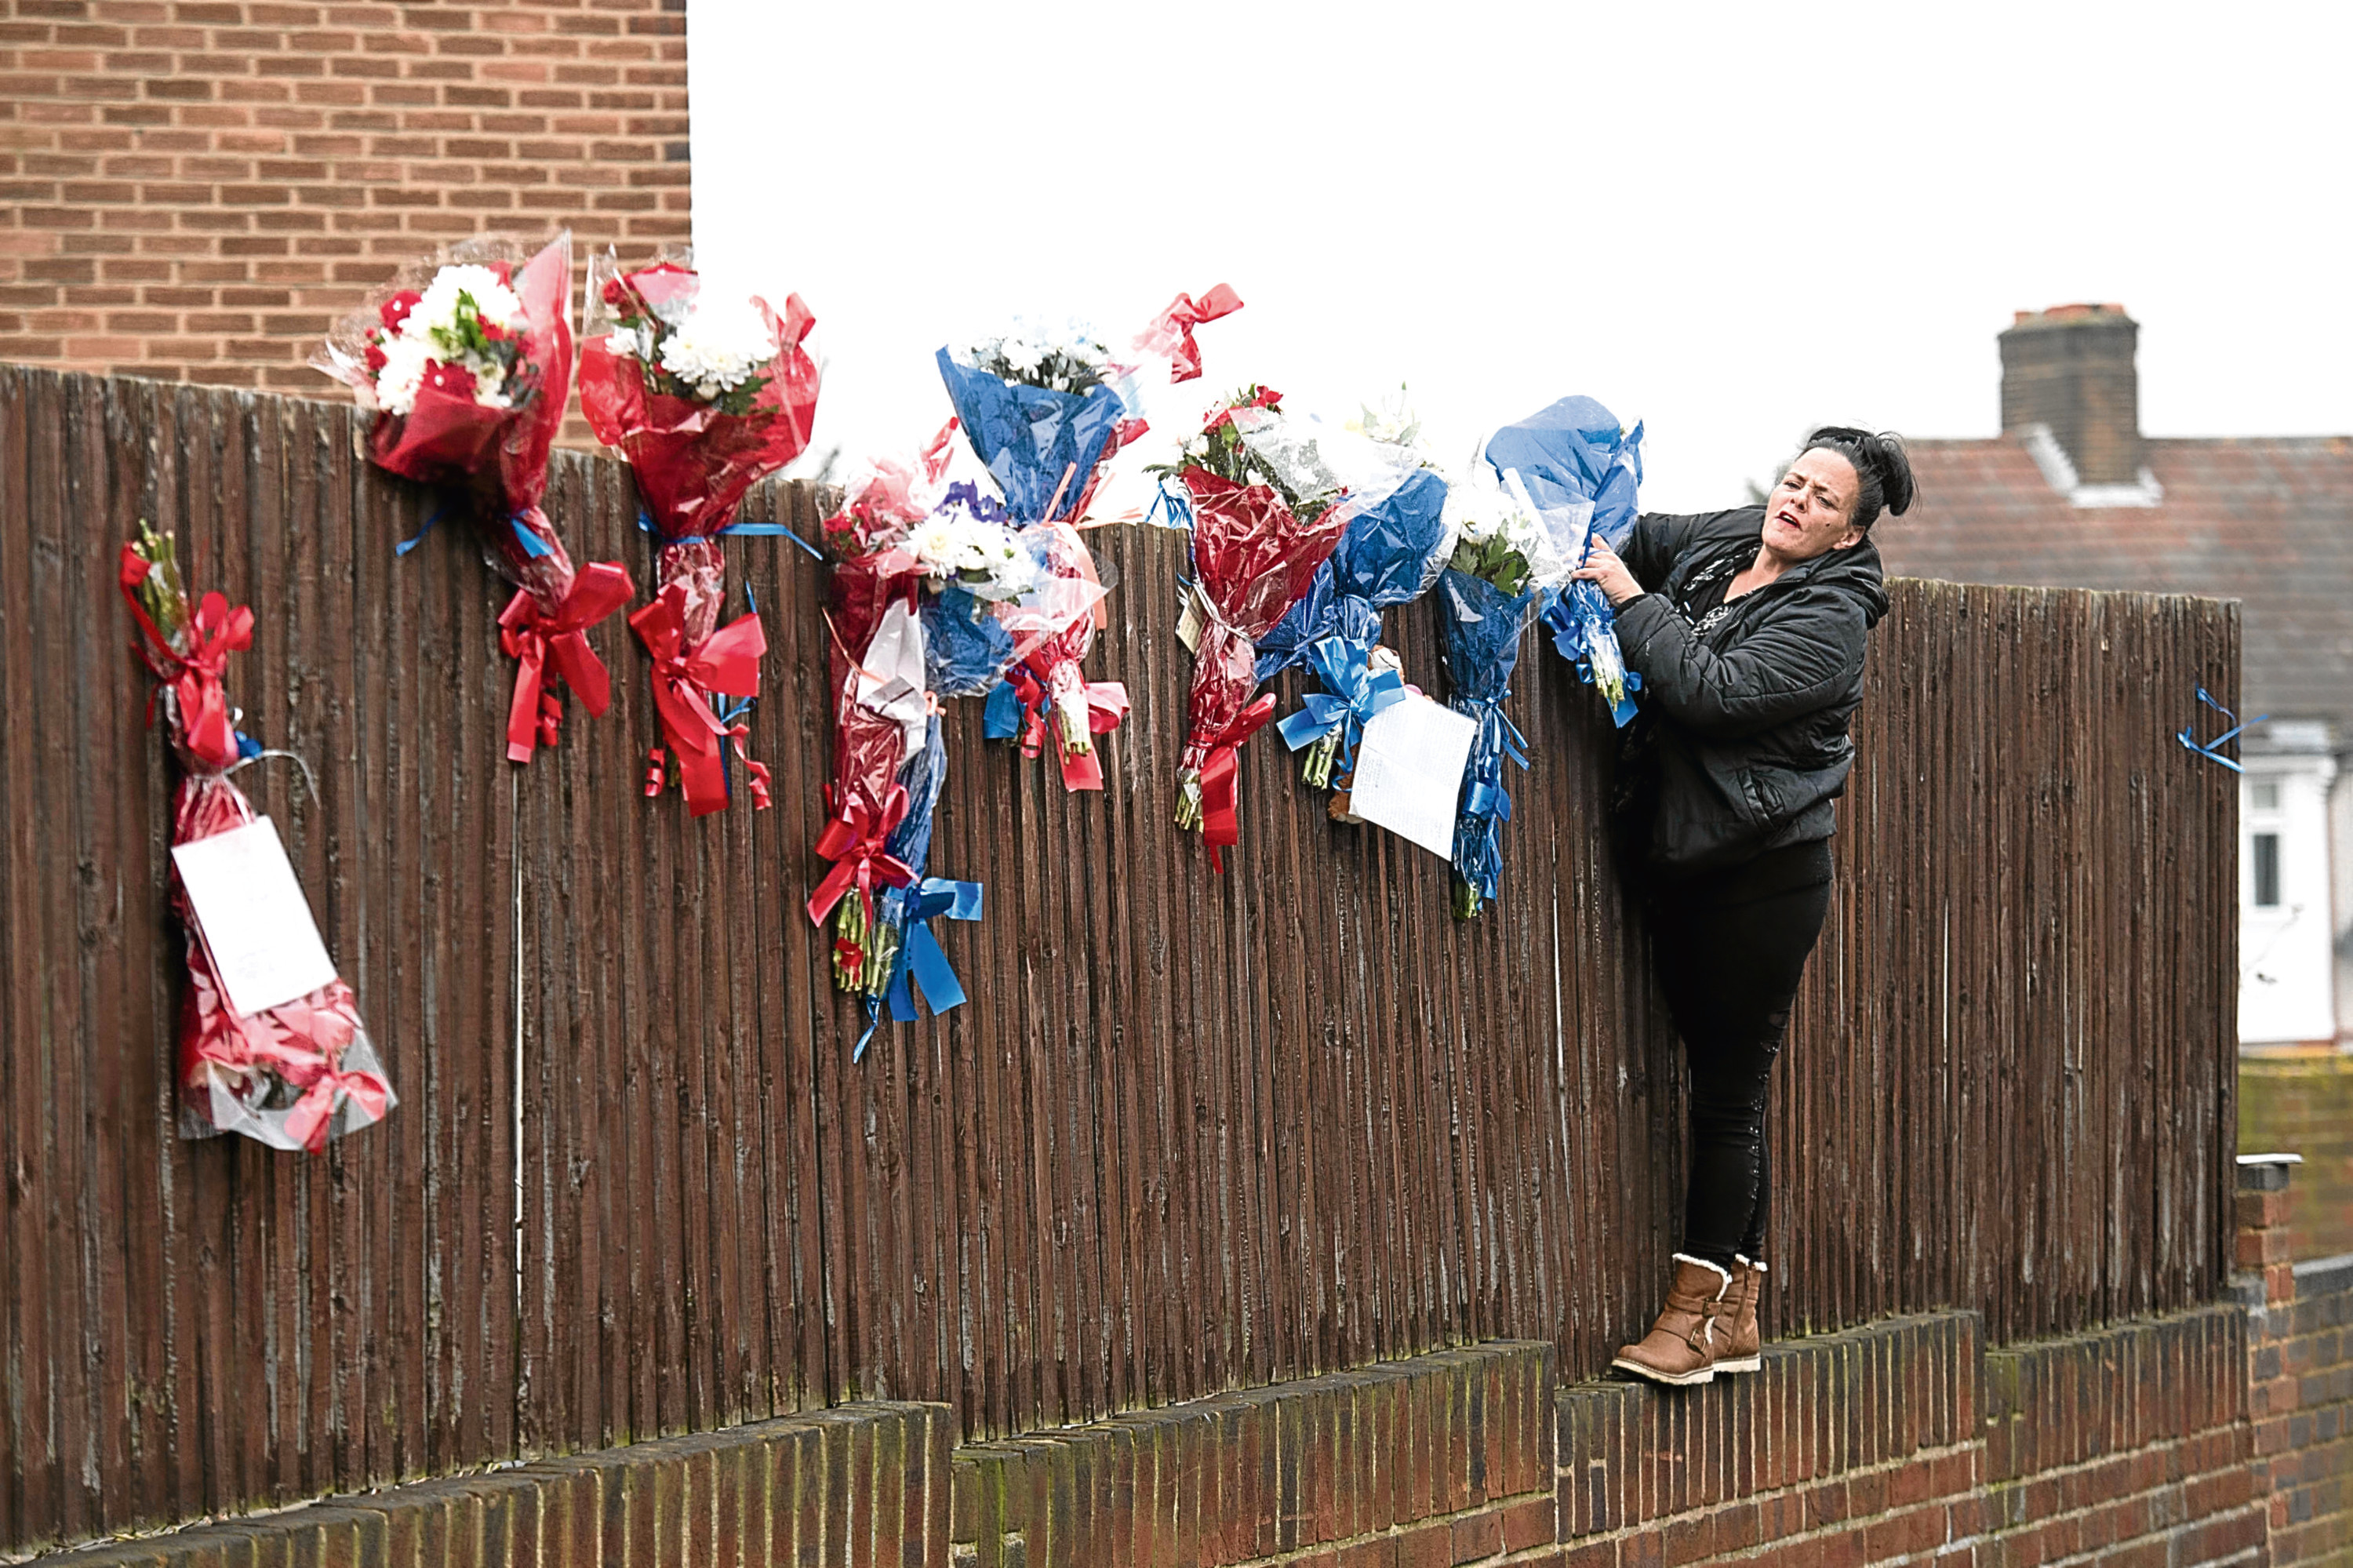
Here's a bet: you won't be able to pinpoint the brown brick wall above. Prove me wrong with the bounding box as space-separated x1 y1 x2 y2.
2242 1055 2353 1261
51 1174 2353 1565
39 1402 956 1566
0 0 688 395
35 1304 2326 1566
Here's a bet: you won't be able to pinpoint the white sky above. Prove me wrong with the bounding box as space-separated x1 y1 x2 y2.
687 1 2353 513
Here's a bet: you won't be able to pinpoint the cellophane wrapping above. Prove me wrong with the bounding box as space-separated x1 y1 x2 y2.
984 523 1127 791
1484 395 1646 725
812 438 946 996
121 531 395 1153
1172 465 1350 861
1436 567 1547 919
1240 408 1454 789
314 230 631 762
578 252 820 813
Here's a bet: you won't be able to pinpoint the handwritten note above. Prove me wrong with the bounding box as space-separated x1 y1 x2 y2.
171 816 340 1018
1348 693 1477 860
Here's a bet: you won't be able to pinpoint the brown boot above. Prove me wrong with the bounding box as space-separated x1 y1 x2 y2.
1712 1255 1767 1374
1610 1255 1733 1387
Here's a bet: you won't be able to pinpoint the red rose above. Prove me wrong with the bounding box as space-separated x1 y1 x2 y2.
482 322 507 343
602 277 626 306
380 289 422 331
364 343 387 373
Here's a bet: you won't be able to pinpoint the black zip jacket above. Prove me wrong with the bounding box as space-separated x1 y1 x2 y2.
1610 505 1889 873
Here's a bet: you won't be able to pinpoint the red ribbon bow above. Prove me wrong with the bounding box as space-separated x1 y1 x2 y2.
1141 283 1246 384
1195 691 1279 872
233 995 391 1155
118 544 253 772
806 785 916 926
278 1054 393 1155
497 560 634 764
628 582 767 817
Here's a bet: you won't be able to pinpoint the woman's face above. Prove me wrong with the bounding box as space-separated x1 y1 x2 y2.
1762 449 1866 561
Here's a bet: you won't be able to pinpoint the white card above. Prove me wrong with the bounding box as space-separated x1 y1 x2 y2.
1175 584 1206 653
1347 694 1479 860
171 816 340 1018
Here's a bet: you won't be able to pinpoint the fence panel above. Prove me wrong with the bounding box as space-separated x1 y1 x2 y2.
0 369 2239 1554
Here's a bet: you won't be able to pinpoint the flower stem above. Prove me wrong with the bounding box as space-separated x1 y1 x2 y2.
1301 731 1339 791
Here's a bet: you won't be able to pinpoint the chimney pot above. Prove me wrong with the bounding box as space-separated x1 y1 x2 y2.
1999 304 2142 486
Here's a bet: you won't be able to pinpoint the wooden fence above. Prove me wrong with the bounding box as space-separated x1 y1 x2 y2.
0 368 2241 1554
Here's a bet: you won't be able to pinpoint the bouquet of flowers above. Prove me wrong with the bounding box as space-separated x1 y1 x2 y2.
1158 387 1352 868
938 316 1135 525
1483 395 1646 726
315 231 631 764
121 525 395 1152
1436 459 1581 918
941 290 1240 788
1249 394 1453 791
578 251 822 817
982 522 1128 791
809 441 1100 1041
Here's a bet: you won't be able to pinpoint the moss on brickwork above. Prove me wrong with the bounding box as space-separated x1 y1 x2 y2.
2240 1057 2353 1261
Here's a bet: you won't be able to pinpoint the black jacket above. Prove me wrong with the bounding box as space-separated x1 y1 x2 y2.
1610 505 1888 874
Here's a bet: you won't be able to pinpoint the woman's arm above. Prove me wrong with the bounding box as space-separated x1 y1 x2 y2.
1610 586 1867 739
1617 508 1752 594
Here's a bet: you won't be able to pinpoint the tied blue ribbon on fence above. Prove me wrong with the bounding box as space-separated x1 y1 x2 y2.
2177 686 2264 773
1453 698 1530 903
397 503 562 563
1278 635 1409 773
395 501 453 556
886 877 985 1023
635 508 824 561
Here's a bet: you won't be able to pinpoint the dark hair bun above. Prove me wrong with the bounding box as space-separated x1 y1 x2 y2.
1802 425 1915 529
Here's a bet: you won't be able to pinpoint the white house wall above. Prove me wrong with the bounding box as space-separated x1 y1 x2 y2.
2241 753 2337 1046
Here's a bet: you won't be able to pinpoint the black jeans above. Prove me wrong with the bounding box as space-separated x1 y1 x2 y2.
1646 839 1835 1268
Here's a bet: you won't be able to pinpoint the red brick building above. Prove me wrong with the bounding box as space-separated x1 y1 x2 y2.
1879 304 2353 1047
0 0 689 395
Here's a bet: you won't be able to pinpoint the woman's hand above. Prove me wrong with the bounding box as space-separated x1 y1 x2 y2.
1573 539 1644 606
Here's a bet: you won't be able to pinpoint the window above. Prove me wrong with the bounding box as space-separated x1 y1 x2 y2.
2251 779 2280 812
2253 833 2281 908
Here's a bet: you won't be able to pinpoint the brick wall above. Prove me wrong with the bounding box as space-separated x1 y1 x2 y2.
2242 1055 2353 1260
37 1402 954 1566
950 1344 1560 1567
51 1168 2353 1566
0 0 688 395
2243 1157 2353 1565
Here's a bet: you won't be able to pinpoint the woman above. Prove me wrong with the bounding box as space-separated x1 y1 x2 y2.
1571 426 1914 1388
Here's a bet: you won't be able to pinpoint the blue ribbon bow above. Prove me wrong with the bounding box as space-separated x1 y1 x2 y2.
1278 635 1409 773
854 877 986 1060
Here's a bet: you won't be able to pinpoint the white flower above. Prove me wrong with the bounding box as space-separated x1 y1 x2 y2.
1001 336 1043 376
907 518 962 572
373 333 437 417
656 295 778 401
411 264 524 339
